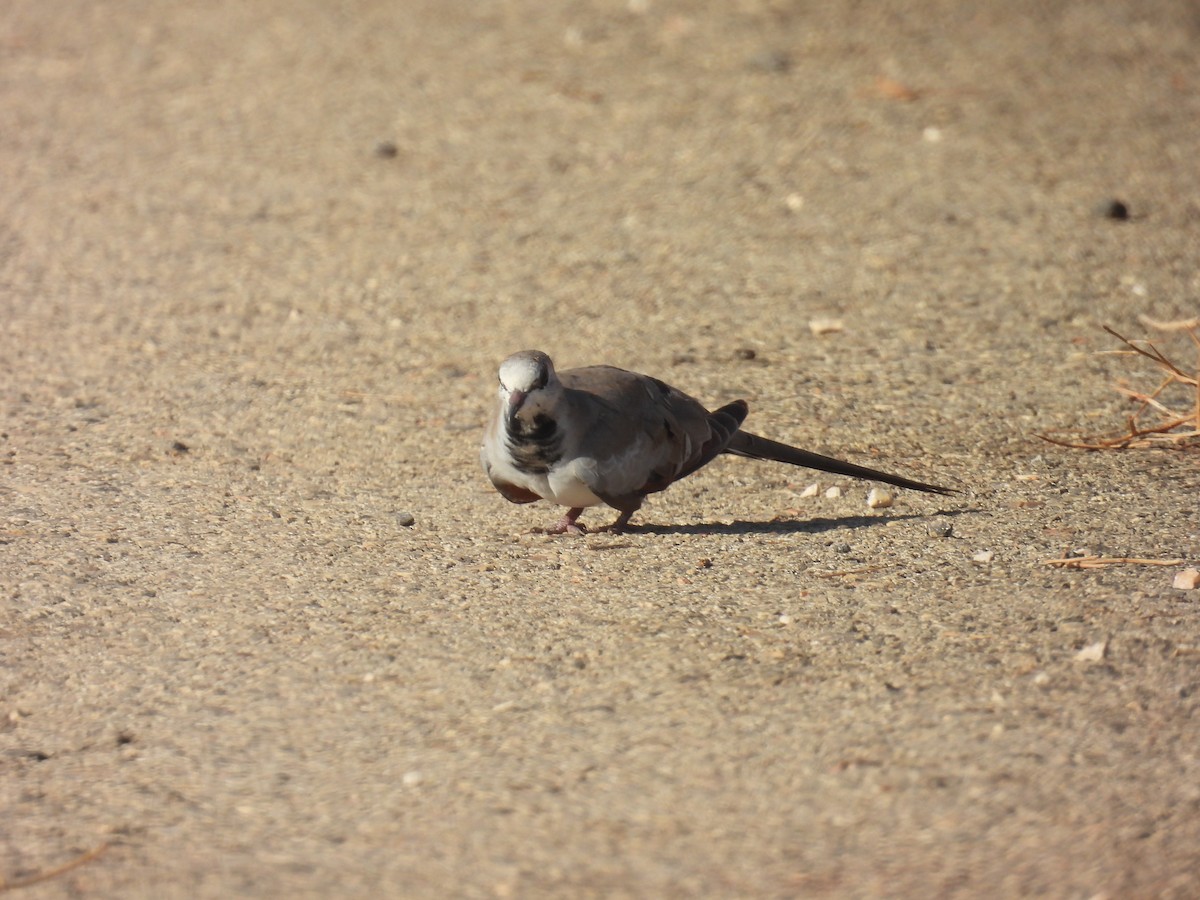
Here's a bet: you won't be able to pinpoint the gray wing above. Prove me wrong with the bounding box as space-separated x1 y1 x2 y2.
558 366 747 510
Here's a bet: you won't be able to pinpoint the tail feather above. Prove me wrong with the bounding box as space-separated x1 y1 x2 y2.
726 431 955 496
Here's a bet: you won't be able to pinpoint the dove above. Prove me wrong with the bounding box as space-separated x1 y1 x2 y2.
481 350 954 534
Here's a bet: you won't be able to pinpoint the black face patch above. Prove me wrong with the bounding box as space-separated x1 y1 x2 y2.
506 413 562 474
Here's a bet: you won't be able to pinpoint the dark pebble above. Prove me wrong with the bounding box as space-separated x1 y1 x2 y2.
748 50 791 73
1101 199 1129 220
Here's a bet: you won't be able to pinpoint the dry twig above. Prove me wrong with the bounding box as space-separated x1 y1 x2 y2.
0 843 108 892
812 564 893 578
1042 555 1184 569
1038 318 1200 449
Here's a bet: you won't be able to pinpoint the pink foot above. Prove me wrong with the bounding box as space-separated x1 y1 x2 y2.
544 507 587 535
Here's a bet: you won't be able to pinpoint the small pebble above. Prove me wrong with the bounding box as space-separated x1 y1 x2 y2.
972 550 995 564
375 141 399 159
401 770 423 787
734 347 757 361
748 49 791 73
835 542 851 554
1174 568 1200 590
866 488 893 509
928 521 953 538
395 512 416 527
1074 640 1107 663
808 317 844 336
824 486 842 499
1101 198 1129 220
799 483 819 498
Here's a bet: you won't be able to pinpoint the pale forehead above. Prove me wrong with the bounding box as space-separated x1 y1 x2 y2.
498 350 552 390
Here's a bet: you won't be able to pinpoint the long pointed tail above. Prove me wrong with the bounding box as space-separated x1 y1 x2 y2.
726 431 956 495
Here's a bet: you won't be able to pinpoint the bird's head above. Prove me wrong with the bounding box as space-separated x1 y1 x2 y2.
496 350 560 426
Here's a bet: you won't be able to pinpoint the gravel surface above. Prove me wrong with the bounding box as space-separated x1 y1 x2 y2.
3 1 1199 896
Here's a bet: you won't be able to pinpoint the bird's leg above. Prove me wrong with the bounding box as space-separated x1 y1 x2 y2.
545 507 587 535
599 510 635 534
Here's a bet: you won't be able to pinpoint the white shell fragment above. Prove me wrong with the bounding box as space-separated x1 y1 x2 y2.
799 483 820 498
824 486 843 499
866 488 893 509
1074 640 1108 663
808 317 845 336
972 550 995 564
1173 568 1200 590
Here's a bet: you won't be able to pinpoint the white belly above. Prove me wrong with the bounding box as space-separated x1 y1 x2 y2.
546 461 605 508
488 450 605 509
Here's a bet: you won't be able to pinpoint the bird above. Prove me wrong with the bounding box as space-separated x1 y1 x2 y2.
481 350 954 534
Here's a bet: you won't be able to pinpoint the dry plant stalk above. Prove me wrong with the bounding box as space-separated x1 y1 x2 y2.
0 843 108 892
1038 317 1200 450
813 564 893 578
1043 554 1184 569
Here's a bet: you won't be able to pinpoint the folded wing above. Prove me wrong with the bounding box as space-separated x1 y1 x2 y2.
559 367 749 512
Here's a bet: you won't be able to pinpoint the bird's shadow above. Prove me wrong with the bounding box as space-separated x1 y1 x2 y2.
631 506 976 536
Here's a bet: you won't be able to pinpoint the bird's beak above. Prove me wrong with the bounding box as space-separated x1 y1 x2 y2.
506 390 527 418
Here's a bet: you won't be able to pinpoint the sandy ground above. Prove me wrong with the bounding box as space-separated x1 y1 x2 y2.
3 1 1200 896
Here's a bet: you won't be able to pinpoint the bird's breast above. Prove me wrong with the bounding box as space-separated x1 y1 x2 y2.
505 412 563 475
